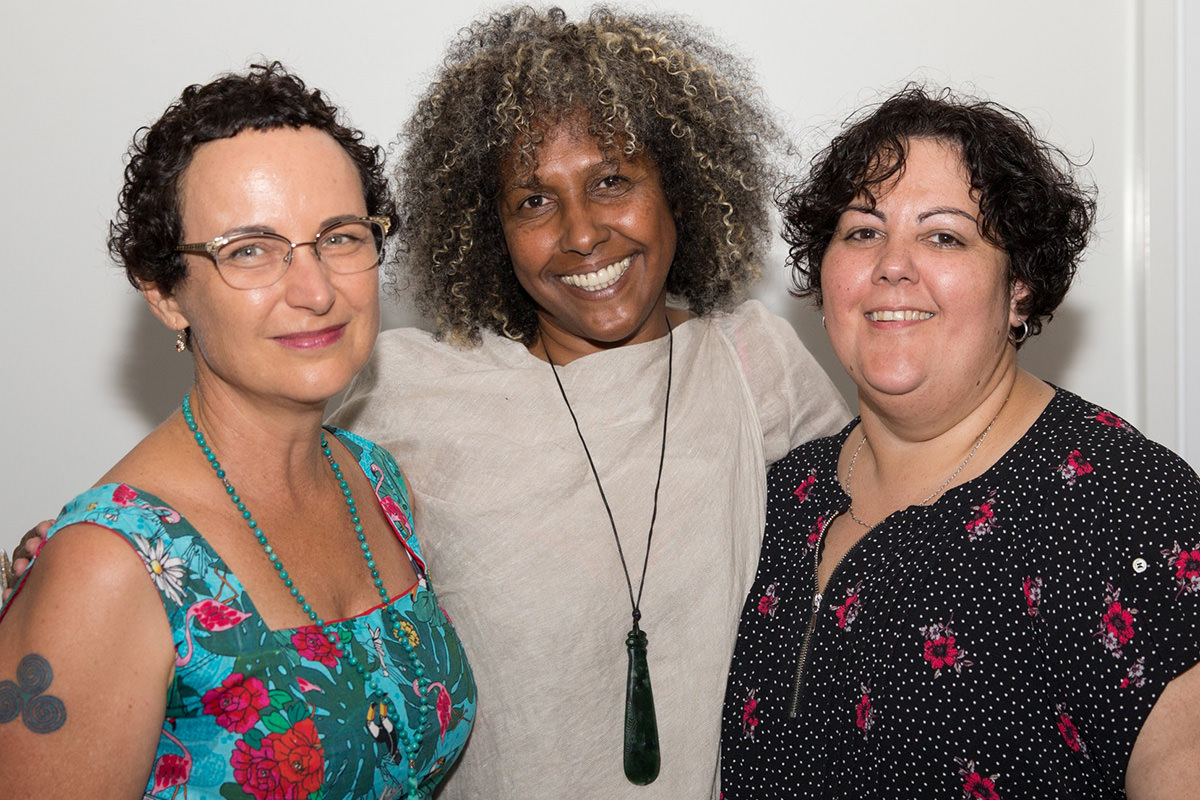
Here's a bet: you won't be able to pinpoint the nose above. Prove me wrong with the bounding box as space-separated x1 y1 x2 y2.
872 235 917 285
283 242 335 314
558 197 609 255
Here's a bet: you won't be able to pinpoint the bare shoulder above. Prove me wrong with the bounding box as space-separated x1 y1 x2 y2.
0 522 173 796
1126 660 1200 798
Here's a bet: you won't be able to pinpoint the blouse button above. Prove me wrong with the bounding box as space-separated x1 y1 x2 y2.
1132 557 1148 573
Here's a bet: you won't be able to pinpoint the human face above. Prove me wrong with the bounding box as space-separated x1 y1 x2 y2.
498 122 677 364
151 127 379 409
821 138 1025 415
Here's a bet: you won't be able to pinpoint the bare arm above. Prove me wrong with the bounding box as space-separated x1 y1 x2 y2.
1125 660 1200 799
0 523 174 798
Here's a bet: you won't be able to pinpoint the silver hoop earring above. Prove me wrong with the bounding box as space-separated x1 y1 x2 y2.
821 315 827 330
1011 319 1030 344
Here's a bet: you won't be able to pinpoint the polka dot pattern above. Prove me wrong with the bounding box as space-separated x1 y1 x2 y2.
721 388 1200 798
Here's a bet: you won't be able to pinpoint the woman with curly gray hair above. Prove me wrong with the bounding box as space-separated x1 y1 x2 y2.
331 6 846 797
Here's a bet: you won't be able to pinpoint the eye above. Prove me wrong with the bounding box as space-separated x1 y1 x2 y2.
929 232 964 247
516 193 550 212
845 227 881 242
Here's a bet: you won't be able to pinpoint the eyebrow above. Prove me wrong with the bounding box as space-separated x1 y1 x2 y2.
841 204 977 224
213 214 363 239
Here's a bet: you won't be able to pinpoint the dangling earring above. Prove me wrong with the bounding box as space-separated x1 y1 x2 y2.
174 329 187 353
1010 319 1030 345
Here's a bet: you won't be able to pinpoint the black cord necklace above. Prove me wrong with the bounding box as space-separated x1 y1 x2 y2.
545 321 672 786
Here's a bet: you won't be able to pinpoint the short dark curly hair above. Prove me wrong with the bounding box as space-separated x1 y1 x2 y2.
780 84 1097 344
109 61 396 296
395 5 783 346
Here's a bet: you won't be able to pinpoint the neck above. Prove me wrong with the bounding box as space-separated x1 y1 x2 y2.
181 380 331 495
529 303 687 366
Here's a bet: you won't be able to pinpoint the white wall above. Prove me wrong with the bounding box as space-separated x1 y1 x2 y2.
1 0 1192 556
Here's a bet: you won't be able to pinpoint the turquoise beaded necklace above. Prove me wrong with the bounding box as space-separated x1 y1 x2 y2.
181 393 429 798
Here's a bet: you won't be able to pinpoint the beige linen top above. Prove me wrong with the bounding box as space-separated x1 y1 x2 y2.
329 300 848 799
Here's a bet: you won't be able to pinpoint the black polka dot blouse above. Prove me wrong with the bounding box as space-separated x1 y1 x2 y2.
720 388 1200 799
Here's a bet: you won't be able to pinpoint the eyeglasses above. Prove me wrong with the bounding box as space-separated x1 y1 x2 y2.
176 216 390 290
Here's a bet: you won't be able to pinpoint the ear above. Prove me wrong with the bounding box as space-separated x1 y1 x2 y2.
1008 280 1030 328
141 279 190 333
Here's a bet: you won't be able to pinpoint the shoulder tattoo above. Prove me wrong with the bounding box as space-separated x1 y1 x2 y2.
0 653 67 733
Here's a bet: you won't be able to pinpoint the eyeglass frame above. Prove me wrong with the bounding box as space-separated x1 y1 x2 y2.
175 215 391 289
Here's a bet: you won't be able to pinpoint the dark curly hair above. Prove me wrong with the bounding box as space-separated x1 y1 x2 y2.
780 84 1097 345
109 61 396 296
394 5 783 345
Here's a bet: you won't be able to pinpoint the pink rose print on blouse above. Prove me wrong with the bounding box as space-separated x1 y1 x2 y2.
793 470 818 502
805 516 825 553
757 583 779 618
202 673 270 733
292 626 344 668
1121 656 1147 689
855 682 875 739
964 489 1000 542
1022 576 1043 617
833 581 864 630
1088 408 1132 432
1162 541 1200 598
920 617 973 677
956 758 1001 800
1056 449 1093 485
1095 582 1138 659
741 687 759 741
1055 703 1089 757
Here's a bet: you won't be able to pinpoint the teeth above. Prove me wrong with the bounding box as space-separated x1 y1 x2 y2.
560 256 632 292
867 309 933 321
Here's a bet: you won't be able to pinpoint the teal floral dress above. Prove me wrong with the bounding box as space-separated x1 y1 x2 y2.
37 428 475 800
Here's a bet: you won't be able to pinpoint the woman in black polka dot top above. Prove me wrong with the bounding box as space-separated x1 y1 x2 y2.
720 86 1200 799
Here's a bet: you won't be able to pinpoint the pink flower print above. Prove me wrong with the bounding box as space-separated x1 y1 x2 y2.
920 617 973 677
1162 541 1200 598
1057 449 1093 485
855 682 875 738
805 517 824 553
793 470 817 502
956 758 1001 800
1022 576 1043 617
964 489 1000 542
1095 582 1138 658
231 737 285 800
112 484 140 506
293 626 343 668
202 673 270 733
741 688 759 741
833 581 863 630
1089 409 1131 431
1120 656 1147 689
1055 703 1088 756
757 583 779 618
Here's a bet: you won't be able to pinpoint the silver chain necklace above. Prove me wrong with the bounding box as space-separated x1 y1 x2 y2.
843 405 1004 530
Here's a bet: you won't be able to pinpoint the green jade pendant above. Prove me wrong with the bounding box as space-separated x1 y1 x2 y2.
624 627 660 784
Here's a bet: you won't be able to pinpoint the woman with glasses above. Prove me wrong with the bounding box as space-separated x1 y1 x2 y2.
0 64 474 799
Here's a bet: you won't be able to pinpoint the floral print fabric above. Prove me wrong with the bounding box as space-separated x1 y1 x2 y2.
43 428 475 800
720 389 1200 798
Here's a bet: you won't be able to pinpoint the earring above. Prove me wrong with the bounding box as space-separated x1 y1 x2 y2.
1010 319 1030 344
174 329 187 353
821 315 827 330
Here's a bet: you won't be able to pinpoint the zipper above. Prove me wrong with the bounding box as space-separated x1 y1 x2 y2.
787 509 864 718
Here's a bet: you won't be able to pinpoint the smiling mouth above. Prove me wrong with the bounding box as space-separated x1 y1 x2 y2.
866 310 933 321
559 255 632 292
